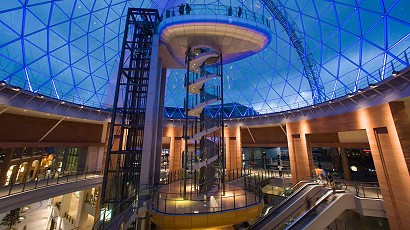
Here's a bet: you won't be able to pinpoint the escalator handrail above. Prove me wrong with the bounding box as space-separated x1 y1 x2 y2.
282 176 311 196
265 187 328 230
263 177 313 214
284 190 334 230
253 181 316 227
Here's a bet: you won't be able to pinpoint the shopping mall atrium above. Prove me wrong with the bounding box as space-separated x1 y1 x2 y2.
0 0 409 229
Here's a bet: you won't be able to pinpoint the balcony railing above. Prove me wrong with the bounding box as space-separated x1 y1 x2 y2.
163 4 271 28
152 184 262 214
352 182 382 199
0 168 102 198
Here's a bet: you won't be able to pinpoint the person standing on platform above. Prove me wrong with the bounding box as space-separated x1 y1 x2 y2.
228 6 233 16
178 4 185 15
237 6 242 17
185 4 191 15
278 164 283 177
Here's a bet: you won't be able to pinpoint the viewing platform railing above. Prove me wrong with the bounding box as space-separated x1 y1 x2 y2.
163 4 271 28
151 184 263 214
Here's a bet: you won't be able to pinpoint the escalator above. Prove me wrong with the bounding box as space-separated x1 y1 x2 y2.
285 192 355 230
253 182 325 230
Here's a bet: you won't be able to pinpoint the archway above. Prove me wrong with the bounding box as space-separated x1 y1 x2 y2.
16 162 28 183
5 165 17 186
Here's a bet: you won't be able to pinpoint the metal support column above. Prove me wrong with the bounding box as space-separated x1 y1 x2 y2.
98 8 160 229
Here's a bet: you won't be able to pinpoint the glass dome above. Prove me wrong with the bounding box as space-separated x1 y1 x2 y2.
0 0 409 116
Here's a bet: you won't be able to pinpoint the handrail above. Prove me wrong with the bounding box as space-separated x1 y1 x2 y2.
254 183 325 229
0 168 102 198
280 176 311 196
285 190 334 230
151 183 263 215
257 180 314 221
162 4 271 28
353 181 382 199
186 85 221 109
186 64 221 85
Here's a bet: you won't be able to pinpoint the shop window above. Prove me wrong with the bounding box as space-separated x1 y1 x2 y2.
33 148 43 156
22 148 33 158
0 148 6 162
64 147 79 172
12 148 22 159
161 149 169 172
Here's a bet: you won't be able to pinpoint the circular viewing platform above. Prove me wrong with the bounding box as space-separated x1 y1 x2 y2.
150 180 264 229
158 4 272 68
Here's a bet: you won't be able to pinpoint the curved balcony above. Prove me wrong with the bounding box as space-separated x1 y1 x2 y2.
0 168 102 213
159 4 272 68
150 183 263 229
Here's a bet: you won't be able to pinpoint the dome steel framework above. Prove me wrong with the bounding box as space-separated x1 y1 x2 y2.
0 0 409 117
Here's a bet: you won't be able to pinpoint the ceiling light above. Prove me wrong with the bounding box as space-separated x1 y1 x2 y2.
97 109 101 112
24 109 27 112
392 70 400 77
357 89 363 93
347 94 353 98
0 80 6 86
60 101 65 104
46 113 50 116
37 94 44 99
79 106 84 109
12 87 20 91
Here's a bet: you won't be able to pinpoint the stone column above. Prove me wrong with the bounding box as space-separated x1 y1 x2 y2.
60 193 72 217
225 126 242 170
286 126 314 184
169 137 183 172
331 147 342 175
365 101 410 230
140 34 163 185
340 148 352 180
75 189 91 229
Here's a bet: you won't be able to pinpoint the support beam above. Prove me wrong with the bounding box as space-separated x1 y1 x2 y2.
0 107 8 115
246 126 256 143
38 117 65 142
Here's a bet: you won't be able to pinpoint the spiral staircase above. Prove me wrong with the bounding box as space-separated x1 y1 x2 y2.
183 47 225 195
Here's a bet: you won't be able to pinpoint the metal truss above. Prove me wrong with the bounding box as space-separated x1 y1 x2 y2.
261 0 326 104
98 8 160 229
